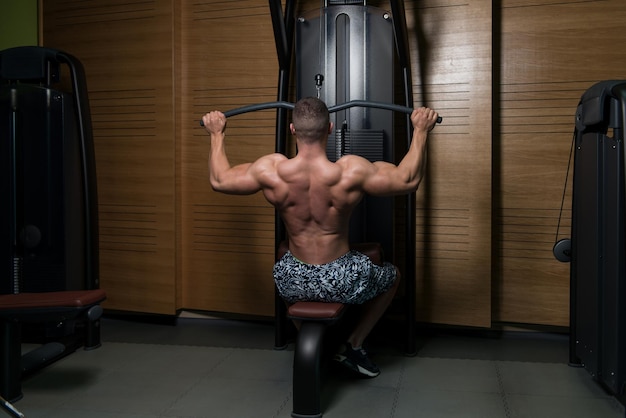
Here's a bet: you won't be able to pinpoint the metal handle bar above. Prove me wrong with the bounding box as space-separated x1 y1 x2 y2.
200 100 442 125
224 101 294 117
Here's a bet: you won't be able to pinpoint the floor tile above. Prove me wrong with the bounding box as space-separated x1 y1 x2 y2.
506 393 625 418
401 357 501 394
163 376 292 418
497 361 610 398
393 389 506 418
320 384 398 418
417 332 569 363
209 348 292 381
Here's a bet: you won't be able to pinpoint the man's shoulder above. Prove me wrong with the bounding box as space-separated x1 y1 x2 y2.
265 152 289 161
336 153 370 164
256 153 288 166
336 154 375 173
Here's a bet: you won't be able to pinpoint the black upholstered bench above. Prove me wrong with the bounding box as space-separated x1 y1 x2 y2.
0 289 106 402
277 241 383 418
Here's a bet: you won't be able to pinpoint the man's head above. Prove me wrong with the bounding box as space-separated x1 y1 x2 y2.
290 97 332 144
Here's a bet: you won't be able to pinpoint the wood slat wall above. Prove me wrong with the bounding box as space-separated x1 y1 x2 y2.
40 0 493 324
406 0 493 327
178 0 493 324
496 0 626 326
39 0 625 328
42 0 178 314
179 2 280 316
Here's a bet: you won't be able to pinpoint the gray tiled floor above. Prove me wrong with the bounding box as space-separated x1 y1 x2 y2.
8 317 626 418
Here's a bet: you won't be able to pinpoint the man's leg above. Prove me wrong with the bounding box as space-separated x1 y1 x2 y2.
347 267 400 348
334 267 400 377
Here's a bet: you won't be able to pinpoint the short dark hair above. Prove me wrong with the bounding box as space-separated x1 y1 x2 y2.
292 97 330 143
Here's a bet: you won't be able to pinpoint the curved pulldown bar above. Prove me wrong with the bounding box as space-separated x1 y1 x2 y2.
199 100 442 125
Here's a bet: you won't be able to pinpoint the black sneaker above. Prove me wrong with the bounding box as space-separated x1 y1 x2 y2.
333 343 380 377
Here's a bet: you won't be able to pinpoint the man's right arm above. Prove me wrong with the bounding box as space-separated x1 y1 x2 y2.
203 111 284 195
359 107 438 196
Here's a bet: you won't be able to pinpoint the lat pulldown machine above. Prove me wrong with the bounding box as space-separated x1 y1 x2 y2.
203 0 439 356
202 2 441 416
203 2 440 416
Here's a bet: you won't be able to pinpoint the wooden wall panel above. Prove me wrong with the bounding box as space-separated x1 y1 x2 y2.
42 0 178 314
179 1 493 325
497 0 626 326
41 0 495 324
179 2 280 316
407 1 493 327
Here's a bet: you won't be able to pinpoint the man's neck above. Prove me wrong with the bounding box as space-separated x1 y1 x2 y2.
295 139 328 159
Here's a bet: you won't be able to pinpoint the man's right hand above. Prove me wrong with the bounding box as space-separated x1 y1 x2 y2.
202 111 227 135
411 107 439 132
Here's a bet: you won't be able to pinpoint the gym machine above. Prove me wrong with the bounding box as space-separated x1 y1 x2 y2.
0 46 105 403
202 0 439 356
555 80 626 407
205 2 439 416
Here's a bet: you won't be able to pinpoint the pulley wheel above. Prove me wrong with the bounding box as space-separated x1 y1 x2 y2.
553 239 571 262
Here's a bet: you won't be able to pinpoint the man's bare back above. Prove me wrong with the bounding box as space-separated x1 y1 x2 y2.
269 150 366 264
203 97 438 265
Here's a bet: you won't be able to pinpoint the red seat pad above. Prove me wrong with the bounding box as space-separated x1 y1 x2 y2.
288 301 345 319
0 289 106 310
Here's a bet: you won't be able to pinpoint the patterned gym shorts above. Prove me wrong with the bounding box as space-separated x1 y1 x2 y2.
273 250 397 304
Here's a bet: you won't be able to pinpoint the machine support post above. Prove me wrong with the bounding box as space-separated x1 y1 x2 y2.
391 0 417 356
269 0 295 350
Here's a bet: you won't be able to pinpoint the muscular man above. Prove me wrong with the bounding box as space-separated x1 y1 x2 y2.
203 97 438 377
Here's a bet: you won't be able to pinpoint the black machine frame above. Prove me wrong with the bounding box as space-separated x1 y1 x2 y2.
569 80 626 405
1 46 99 295
0 46 104 404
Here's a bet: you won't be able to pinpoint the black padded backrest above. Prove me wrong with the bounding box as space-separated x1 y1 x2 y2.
0 46 60 83
1 46 99 294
